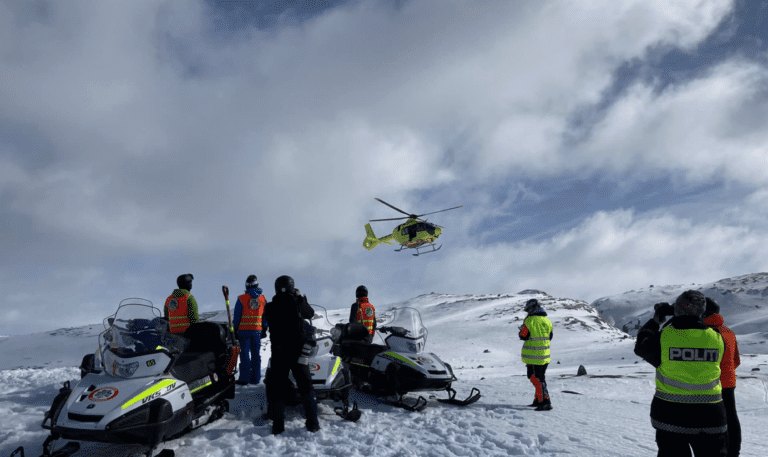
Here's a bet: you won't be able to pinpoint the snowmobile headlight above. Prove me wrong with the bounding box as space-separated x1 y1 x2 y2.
113 360 139 378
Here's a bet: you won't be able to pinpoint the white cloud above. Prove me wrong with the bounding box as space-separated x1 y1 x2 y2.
580 61 768 185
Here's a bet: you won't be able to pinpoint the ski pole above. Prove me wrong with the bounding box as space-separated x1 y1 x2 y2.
222 286 235 337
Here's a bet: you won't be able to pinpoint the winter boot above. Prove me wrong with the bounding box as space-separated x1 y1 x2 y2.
535 399 552 411
527 398 542 407
270 400 285 434
301 392 320 432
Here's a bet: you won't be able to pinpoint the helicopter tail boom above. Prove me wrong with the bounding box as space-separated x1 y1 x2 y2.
363 223 395 250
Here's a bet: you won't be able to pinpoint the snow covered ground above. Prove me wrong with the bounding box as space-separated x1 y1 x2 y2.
2 288 768 456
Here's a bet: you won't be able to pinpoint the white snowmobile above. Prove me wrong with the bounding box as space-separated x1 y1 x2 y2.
331 307 481 411
14 298 238 457
264 305 361 422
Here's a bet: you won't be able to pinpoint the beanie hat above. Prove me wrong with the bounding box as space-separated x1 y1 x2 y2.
245 274 259 290
673 290 706 317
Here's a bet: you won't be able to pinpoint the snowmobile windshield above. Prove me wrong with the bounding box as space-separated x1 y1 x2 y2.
383 308 428 353
100 299 188 377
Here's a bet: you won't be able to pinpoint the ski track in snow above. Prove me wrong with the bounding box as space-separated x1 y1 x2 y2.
2 292 768 457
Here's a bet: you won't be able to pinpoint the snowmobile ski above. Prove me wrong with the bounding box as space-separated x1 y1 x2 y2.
436 387 481 407
387 394 428 412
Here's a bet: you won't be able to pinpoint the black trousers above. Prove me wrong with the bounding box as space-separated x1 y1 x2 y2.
722 387 741 457
267 348 317 427
655 430 726 457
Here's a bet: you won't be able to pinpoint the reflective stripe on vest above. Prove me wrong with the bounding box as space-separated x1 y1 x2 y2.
165 294 191 333
356 299 375 335
650 418 728 435
238 293 266 331
655 325 724 404
521 315 552 365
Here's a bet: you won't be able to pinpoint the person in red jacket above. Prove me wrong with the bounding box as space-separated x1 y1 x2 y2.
164 274 199 333
703 297 741 457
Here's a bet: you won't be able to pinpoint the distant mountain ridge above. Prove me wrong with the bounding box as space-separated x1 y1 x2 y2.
590 272 768 352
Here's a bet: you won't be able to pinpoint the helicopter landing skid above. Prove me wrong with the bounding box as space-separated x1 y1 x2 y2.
412 243 442 256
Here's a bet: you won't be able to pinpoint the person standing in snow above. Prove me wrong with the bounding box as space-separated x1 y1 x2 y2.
634 290 727 457
164 273 199 334
349 285 376 343
703 297 741 457
518 298 553 411
233 275 267 385
262 275 319 434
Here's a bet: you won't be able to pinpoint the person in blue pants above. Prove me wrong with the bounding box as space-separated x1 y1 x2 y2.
233 275 268 385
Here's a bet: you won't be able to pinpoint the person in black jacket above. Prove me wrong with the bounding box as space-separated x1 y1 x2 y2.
634 290 727 457
262 275 319 434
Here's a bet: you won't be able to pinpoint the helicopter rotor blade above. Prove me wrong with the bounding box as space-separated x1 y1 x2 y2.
414 205 463 218
369 217 410 222
375 198 414 217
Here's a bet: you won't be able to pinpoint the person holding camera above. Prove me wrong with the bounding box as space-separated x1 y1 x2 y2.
262 275 319 435
634 290 727 457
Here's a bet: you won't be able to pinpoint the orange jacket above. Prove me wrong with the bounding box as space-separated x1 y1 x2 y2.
237 292 266 332
356 298 376 335
703 313 740 388
165 294 192 333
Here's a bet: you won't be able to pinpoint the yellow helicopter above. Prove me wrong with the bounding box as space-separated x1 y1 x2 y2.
363 198 462 256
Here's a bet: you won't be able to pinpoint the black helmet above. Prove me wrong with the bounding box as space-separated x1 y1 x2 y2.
523 298 539 314
245 274 258 290
177 273 194 291
275 275 295 295
356 285 368 299
673 290 706 317
703 297 720 318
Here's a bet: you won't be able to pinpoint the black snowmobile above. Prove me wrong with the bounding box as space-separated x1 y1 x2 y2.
264 305 361 422
331 307 481 411
12 298 239 457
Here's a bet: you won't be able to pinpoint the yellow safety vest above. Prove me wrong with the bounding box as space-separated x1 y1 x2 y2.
521 315 552 365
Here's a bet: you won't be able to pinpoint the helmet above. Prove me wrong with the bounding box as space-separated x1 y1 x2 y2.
176 273 194 291
523 298 539 314
275 275 295 295
356 285 368 299
703 296 720 318
245 274 258 290
673 290 706 317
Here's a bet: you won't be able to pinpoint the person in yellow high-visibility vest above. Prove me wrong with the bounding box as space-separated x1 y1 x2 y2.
634 290 727 457
518 298 553 411
233 275 267 385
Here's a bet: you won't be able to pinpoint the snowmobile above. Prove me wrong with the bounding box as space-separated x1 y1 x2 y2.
264 305 361 422
15 298 238 457
331 307 481 411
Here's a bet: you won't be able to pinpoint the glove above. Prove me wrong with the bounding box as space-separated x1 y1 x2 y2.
653 302 674 322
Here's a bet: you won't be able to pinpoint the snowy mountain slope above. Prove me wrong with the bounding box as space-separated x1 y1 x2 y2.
590 272 768 353
2 292 768 457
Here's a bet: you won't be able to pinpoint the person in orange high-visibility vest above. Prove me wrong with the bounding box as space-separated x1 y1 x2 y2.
164 273 199 334
349 285 376 343
233 275 268 385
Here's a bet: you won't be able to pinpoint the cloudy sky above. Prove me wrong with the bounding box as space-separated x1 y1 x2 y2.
1 0 767 335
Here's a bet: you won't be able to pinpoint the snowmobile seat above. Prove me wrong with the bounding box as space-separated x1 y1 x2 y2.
340 341 387 366
170 351 217 385
343 322 371 342
184 322 228 355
